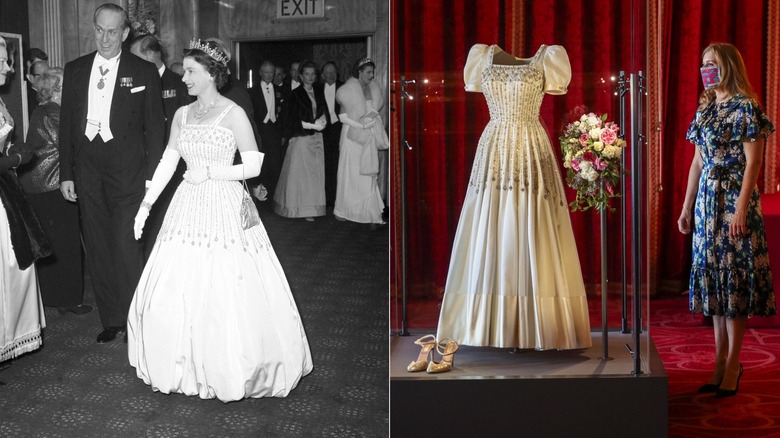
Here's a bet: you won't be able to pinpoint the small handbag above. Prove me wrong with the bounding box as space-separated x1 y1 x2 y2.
240 166 260 230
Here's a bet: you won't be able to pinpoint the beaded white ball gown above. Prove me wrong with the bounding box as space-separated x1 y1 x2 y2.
128 105 313 402
436 44 592 350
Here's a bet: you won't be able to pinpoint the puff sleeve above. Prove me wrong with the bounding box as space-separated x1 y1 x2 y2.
732 99 775 142
463 44 488 93
542 45 572 95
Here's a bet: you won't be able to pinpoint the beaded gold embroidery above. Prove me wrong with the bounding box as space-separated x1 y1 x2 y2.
467 45 565 206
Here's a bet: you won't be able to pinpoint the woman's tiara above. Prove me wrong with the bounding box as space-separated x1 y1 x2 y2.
188 39 228 67
356 57 374 70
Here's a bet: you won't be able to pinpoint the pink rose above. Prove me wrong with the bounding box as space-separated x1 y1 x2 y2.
594 157 608 171
582 151 596 162
599 128 617 145
606 182 614 195
606 121 620 133
579 133 590 146
571 159 580 172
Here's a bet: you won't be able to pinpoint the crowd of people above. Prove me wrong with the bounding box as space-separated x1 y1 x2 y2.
248 54 388 227
0 2 386 402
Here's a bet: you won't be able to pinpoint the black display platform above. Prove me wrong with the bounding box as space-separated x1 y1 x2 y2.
390 331 668 438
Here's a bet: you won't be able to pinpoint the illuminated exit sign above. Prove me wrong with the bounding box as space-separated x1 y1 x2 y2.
277 0 324 19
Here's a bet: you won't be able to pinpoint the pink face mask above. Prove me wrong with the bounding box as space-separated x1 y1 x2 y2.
700 65 721 90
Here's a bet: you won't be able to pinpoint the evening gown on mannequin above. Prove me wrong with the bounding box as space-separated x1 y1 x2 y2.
128 105 312 402
436 44 592 350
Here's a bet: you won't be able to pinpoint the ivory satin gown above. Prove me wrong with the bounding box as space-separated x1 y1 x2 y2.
436 44 592 350
128 105 312 402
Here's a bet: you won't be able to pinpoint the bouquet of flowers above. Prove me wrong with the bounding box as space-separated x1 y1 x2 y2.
559 112 626 211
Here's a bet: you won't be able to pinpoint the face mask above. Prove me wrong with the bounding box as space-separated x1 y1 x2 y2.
700 65 721 90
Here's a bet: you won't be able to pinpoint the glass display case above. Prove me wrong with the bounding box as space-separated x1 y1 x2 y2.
391 0 655 375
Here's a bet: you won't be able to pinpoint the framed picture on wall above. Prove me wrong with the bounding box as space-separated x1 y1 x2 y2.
0 32 28 143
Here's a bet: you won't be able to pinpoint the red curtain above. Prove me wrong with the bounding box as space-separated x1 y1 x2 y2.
391 0 645 324
657 0 769 293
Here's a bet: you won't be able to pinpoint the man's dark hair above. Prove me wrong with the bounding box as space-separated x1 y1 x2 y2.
93 3 131 30
131 35 165 60
26 48 48 63
25 48 48 75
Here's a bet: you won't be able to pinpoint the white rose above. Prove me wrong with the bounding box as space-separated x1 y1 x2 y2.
574 121 581 126
593 141 604 152
579 161 593 172
589 128 602 140
587 115 600 126
585 169 599 181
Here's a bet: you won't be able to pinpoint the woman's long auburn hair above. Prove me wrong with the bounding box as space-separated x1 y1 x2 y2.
697 43 759 110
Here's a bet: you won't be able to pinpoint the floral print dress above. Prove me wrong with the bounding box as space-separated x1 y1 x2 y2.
686 94 776 317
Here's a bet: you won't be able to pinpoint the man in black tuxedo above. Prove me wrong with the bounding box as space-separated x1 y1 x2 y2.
288 60 301 91
24 48 49 115
320 61 343 207
250 60 284 201
129 34 192 260
59 3 165 343
273 66 285 87
129 35 191 141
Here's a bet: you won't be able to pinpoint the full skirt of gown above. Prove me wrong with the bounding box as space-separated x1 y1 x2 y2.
333 132 384 223
436 119 592 350
273 133 326 218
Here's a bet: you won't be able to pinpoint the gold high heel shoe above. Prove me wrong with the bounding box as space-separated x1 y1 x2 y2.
426 338 459 374
407 334 437 372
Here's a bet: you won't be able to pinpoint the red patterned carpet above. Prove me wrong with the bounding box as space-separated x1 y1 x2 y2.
402 297 780 437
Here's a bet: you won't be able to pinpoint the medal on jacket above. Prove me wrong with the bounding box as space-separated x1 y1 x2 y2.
97 65 109 90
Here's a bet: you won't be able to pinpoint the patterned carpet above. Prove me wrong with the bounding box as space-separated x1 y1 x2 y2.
651 299 780 438
403 297 780 437
0 201 389 438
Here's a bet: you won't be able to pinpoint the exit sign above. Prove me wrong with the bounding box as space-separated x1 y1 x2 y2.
277 0 324 19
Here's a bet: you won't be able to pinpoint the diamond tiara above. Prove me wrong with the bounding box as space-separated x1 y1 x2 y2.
356 57 374 70
188 39 228 68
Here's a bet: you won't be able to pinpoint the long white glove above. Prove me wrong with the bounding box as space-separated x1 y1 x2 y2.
339 113 376 130
302 121 325 131
134 148 181 240
182 151 264 185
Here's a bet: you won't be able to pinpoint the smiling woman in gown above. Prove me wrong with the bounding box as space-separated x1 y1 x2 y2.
128 39 312 402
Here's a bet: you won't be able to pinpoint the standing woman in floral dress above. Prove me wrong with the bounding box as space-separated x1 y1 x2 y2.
678 42 775 398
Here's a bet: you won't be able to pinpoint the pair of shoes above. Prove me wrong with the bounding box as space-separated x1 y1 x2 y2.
96 326 126 343
406 335 460 374
334 216 346 222
57 304 93 315
715 363 743 398
252 185 268 202
305 217 315 222
406 335 437 372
